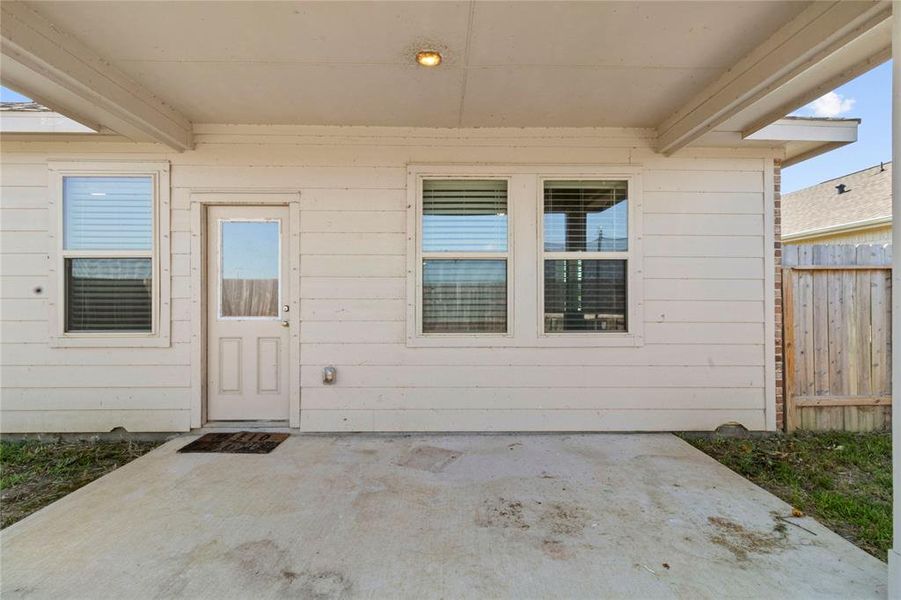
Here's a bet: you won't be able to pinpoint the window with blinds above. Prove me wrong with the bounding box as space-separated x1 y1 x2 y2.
420 180 508 334
62 176 154 332
543 180 628 333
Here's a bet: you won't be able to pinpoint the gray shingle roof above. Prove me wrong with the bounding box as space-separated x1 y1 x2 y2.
0 101 52 112
782 162 892 237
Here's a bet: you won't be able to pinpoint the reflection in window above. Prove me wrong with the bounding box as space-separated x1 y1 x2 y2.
220 221 280 318
543 180 629 333
420 179 509 335
544 181 627 252
544 260 626 332
422 259 507 333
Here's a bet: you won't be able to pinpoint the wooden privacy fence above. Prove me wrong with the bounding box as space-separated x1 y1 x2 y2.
782 244 892 432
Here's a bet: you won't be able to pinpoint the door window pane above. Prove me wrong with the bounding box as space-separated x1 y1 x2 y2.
64 176 153 250
544 259 626 332
220 221 280 318
65 258 152 331
423 259 506 333
422 180 508 252
544 181 627 252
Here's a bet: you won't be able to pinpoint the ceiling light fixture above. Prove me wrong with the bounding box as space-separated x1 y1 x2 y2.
416 50 442 67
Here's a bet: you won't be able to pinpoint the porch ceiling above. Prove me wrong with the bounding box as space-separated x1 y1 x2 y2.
7 0 809 128
0 1 892 153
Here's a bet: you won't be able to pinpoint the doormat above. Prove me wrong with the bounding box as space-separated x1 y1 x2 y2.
178 432 289 454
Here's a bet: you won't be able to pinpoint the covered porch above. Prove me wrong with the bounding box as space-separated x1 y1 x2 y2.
1 0 900 594
0 433 887 598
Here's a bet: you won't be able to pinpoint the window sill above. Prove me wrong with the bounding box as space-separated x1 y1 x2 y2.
533 332 643 348
50 334 171 349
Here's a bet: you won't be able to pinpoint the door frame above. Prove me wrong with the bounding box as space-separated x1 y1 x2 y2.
189 191 301 428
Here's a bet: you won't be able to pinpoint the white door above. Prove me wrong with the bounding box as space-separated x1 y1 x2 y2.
207 206 290 421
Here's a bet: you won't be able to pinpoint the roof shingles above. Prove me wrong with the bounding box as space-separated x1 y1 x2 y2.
782 162 892 237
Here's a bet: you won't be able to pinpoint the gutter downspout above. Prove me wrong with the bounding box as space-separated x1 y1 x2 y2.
889 3 900 597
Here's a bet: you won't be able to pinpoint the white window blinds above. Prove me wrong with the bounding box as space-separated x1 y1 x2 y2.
63 177 153 250
62 176 154 332
420 179 509 334
543 180 629 333
422 180 508 252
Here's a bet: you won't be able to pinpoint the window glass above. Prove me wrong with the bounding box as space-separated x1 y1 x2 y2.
544 259 626 332
220 221 280 318
544 181 627 252
422 259 507 333
543 180 629 334
422 180 508 252
63 176 153 250
65 258 152 331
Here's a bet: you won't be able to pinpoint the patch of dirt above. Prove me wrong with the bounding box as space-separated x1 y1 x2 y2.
707 516 789 561
477 495 595 564
476 497 529 530
538 502 590 536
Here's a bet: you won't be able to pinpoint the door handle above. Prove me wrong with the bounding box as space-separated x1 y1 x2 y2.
281 320 290 328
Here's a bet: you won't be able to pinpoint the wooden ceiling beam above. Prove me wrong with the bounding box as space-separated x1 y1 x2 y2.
0 1 193 151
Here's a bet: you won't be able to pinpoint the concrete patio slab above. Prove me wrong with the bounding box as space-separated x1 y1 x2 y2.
0 433 886 599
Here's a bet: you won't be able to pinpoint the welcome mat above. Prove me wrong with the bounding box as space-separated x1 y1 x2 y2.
178 432 289 454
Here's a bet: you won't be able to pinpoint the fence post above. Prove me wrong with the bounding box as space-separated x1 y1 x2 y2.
781 267 797 433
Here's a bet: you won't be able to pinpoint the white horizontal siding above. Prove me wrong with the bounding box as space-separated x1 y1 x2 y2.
297 365 764 388
300 387 764 411
0 127 772 433
299 409 767 432
299 344 764 367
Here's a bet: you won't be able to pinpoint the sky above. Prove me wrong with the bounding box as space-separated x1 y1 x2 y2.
221 221 279 280
2 60 892 194
783 60 892 194
0 87 30 102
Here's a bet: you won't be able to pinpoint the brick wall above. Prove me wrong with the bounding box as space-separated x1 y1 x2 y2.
774 160 784 431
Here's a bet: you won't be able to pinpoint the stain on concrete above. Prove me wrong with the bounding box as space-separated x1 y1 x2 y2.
477 495 593 566
538 502 590 536
296 570 353 599
216 540 353 598
541 539 572 560
476 497 530 530
396 446 460 473
707 516 789 561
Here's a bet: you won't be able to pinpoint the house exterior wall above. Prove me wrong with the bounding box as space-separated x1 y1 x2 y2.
0 126 778 433
784 224 893 246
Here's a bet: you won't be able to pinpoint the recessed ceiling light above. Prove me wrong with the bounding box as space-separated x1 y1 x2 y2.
416 50 442 67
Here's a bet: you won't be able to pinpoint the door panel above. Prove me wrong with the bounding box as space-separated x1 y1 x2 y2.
207 206 290 421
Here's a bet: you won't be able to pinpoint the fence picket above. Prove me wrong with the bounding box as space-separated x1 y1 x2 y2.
783 243 891 432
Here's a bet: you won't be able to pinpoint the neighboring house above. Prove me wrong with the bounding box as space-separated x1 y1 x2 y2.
782 162 893 245
0 102 95 134
0 1 893 435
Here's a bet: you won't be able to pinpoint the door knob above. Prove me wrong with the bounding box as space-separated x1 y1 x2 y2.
281 320 290 328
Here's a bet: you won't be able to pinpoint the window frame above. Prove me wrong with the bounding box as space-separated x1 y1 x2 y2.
407 165 643 348
48 161 171 348
538 176 636 339
410 173 515 343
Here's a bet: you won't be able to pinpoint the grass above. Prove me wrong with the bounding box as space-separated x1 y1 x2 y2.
682 431 891 561
0 439 160 529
